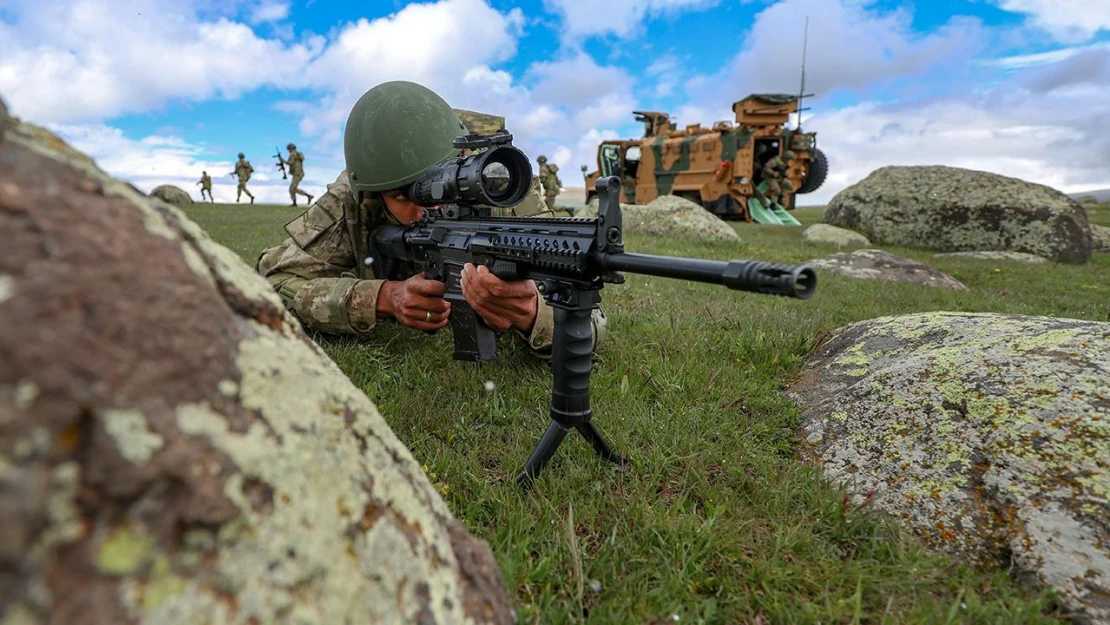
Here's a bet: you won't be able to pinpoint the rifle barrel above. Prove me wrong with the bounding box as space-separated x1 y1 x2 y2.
597 252 815 299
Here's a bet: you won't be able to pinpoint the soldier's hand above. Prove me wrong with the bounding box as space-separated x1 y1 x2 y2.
376 274 450 330
460 263 538 333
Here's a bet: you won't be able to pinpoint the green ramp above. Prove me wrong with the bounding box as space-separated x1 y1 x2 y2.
747 195 784 225
770 203 802 225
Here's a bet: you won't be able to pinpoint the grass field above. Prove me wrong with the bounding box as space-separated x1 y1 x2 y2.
185 200 1110 624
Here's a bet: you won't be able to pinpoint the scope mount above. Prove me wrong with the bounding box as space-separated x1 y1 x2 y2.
452 129 514 151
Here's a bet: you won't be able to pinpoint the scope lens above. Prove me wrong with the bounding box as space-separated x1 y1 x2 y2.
482 162 511 200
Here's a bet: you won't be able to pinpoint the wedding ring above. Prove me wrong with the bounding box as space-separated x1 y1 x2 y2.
425 311 432 322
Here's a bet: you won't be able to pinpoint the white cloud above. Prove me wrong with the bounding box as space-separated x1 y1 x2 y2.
543 0 720 38
992 0 1110 43
527 54 635 108
49 123 333 205
987 42 1110 69
0 0 324 124
646 54 681 97
690 0 986 105
796 83 1110 205
284 0 528 151
250 1 290 24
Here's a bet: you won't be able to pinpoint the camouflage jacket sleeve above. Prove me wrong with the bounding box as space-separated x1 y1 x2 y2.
255 172 387 335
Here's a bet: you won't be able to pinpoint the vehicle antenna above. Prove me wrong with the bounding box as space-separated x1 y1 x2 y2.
797 15 809 131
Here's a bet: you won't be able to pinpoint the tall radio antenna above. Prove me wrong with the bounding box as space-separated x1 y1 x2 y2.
797 15 809 130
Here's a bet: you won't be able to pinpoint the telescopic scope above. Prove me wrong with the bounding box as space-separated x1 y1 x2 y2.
407 130 533 208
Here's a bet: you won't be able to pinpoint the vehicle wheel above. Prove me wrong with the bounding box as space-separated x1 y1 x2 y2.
797 148 828 194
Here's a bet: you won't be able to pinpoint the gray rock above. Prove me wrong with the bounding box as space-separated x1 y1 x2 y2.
150 184 193 206
808 248 967 290
803 223 871 247
577 195 740 242
824 166 1093 262
788 312 1110 624
0 114 514 624
934 251 1049 264
1091 225 1110 253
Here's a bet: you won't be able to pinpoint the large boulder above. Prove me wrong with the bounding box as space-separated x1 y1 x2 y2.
577 195 739 242
0 103 514 624
789 312 1110 624
150 184 193 206
807 249 967 290
824 166 1093 263
1091 225 1110 253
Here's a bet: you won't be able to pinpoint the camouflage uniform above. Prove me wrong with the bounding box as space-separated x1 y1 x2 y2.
283 144 314 206
254 170 604 356
762 155 785 205
196 172 213 202
233 155 255 203
537 156 561 211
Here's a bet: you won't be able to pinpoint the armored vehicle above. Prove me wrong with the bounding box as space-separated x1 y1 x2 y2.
581 94 828 224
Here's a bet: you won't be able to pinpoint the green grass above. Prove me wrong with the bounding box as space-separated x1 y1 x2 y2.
185 200 1110 624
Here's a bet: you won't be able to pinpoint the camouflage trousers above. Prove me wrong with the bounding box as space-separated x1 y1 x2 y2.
290 173 312 202
200 186 213 201
765 177 794 205
543 192 557 211
765 178 782 201
237 180 254 201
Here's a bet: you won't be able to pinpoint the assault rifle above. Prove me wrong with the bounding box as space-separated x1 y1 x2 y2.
369 130 817 487
274 147 288 180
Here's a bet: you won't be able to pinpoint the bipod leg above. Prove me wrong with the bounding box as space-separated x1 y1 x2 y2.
515 421 569 488
516 298 630 489
575 421 628 466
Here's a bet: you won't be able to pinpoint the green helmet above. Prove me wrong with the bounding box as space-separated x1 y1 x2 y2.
238 152 244 158
537 155 547 163
287 142 296 150
344 80 466 198
782 150 795 159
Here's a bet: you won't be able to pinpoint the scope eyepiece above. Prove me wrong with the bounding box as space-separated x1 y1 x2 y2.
407 132 533 208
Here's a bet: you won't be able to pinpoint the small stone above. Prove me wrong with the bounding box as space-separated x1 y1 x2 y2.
589 579 602 593
484 381 495 392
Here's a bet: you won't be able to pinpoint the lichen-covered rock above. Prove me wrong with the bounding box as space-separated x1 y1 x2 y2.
788 312 1109 624
150 184 193 206
824 166 1093 262
807 249 967 290
574 195 739 241
0 99 515 625
802 224 871 247
933 251 1049 264
1091 225 1110 253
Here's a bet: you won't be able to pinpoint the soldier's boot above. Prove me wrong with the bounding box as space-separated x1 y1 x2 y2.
307 194 314 204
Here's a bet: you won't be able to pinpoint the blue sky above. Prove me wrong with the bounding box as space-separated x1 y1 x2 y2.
2 0 1108 205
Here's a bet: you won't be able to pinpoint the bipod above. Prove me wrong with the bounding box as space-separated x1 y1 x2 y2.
514 294 629 488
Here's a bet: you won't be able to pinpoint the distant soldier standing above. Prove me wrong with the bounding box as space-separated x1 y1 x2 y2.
196 170 213 202
537 155 561 211
279 142 314 207
231 152 255 204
